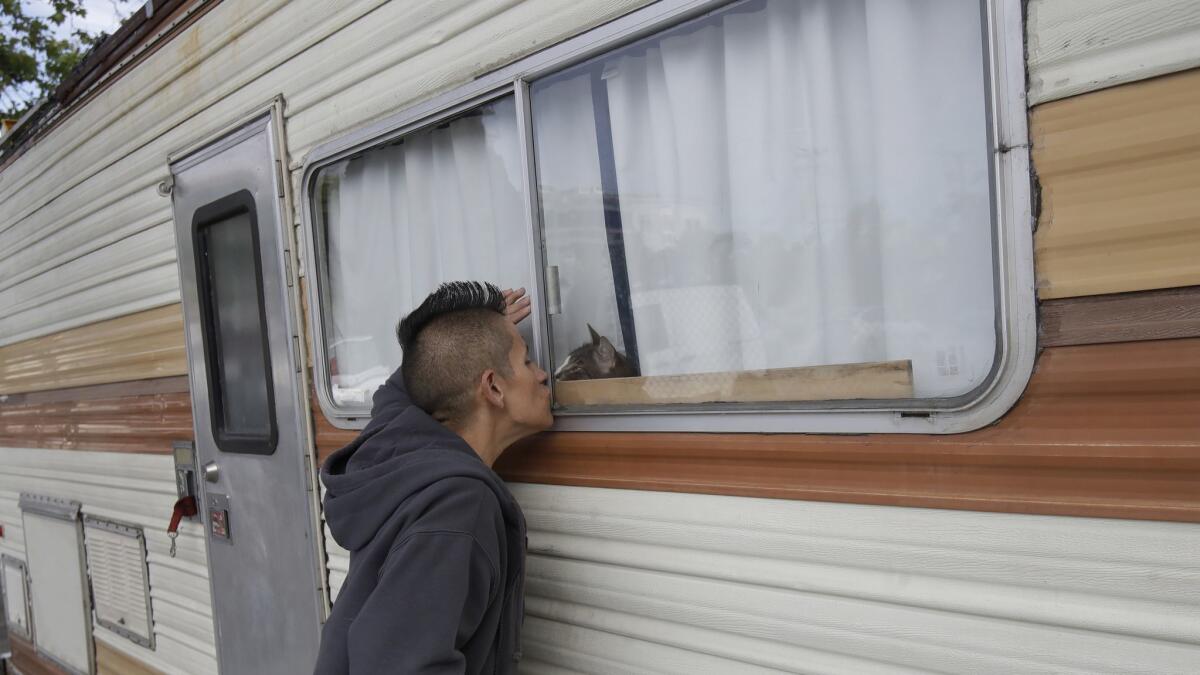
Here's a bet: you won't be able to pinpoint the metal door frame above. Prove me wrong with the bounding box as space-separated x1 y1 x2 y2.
167 97 327 673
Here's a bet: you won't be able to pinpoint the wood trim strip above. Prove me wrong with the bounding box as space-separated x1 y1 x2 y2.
1040 286 1200 347
0 388 193 453
0 305 187 395
8 636 70 675
556 360 913 406
1032 68 1200 299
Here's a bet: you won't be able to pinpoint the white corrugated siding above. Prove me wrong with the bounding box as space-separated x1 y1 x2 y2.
0 0 652 347
1027 0 1200 104
0 447 216 675
321 483 1200 673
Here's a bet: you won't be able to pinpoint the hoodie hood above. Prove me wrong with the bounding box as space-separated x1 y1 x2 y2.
320 367 520 552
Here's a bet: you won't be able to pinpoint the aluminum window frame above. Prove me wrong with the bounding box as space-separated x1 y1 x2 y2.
300 0 1034 434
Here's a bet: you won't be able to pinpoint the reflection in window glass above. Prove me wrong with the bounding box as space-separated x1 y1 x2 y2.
314 96 530 409
531 0 995 407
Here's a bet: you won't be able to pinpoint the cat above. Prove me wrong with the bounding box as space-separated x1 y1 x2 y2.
554 324 638 381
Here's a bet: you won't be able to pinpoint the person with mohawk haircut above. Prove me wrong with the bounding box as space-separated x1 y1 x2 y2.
315 282 551 675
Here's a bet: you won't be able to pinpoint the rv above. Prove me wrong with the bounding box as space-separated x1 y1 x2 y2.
0 0 1197 673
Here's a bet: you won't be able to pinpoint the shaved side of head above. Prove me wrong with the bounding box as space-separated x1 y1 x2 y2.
397 282 513 426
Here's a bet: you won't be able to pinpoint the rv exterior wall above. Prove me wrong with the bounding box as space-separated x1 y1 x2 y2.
0 1 1198 674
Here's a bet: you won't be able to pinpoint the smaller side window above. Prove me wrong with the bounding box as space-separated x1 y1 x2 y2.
193 190 278 454
310 95 531 417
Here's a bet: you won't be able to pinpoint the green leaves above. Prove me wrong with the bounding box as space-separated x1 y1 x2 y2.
1 0 95 118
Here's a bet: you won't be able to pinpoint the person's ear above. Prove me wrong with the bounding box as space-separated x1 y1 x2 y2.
480 369 505 409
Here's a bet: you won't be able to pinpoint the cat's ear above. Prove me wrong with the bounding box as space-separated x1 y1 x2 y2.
595 336 616 367
587 323 602 345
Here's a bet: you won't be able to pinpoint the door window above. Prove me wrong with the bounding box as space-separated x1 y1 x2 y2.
194 190 278 453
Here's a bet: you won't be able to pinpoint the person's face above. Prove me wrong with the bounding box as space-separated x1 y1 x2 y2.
498 321 553 434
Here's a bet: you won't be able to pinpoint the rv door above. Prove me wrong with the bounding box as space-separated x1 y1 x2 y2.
169 111 323 674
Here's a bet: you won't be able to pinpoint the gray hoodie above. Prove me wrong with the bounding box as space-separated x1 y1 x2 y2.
314 368 525 674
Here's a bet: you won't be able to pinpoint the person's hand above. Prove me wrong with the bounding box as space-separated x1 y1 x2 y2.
502 287 532 325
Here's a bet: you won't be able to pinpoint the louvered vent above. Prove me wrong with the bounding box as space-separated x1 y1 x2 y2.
83 516 154 648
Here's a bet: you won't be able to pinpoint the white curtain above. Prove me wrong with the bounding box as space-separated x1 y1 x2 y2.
322 98 530 406
533 0 995 398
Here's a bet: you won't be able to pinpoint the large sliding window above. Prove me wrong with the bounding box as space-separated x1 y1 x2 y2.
303 0 1031 432
534 0 993 407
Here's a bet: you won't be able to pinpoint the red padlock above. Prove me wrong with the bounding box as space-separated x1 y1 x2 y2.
168 496 198 534
167 496 198 557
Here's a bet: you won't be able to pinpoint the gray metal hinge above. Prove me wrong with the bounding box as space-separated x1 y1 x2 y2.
284 250 294 288
275 159 286 198
292 336 302 373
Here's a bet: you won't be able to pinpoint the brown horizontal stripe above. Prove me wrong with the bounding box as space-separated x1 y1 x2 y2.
1032 68 1200 299
491 338 1200 522
9 636 70 675
0 375 190 406
0 305 187 395
0 387 193 453
1040 286 1200 347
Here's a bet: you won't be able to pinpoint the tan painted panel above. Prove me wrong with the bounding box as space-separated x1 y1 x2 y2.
96 638 166 675
1033 68 1200 299
0 304 186 394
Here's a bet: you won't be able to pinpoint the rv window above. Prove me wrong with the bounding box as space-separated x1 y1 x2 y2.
312 95 531 413
194 190 278 453
530 0 996 409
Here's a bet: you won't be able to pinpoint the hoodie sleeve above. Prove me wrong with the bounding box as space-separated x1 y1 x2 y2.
345 479 503 674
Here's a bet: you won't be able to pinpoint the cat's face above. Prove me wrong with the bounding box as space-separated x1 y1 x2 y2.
554 324 637 381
